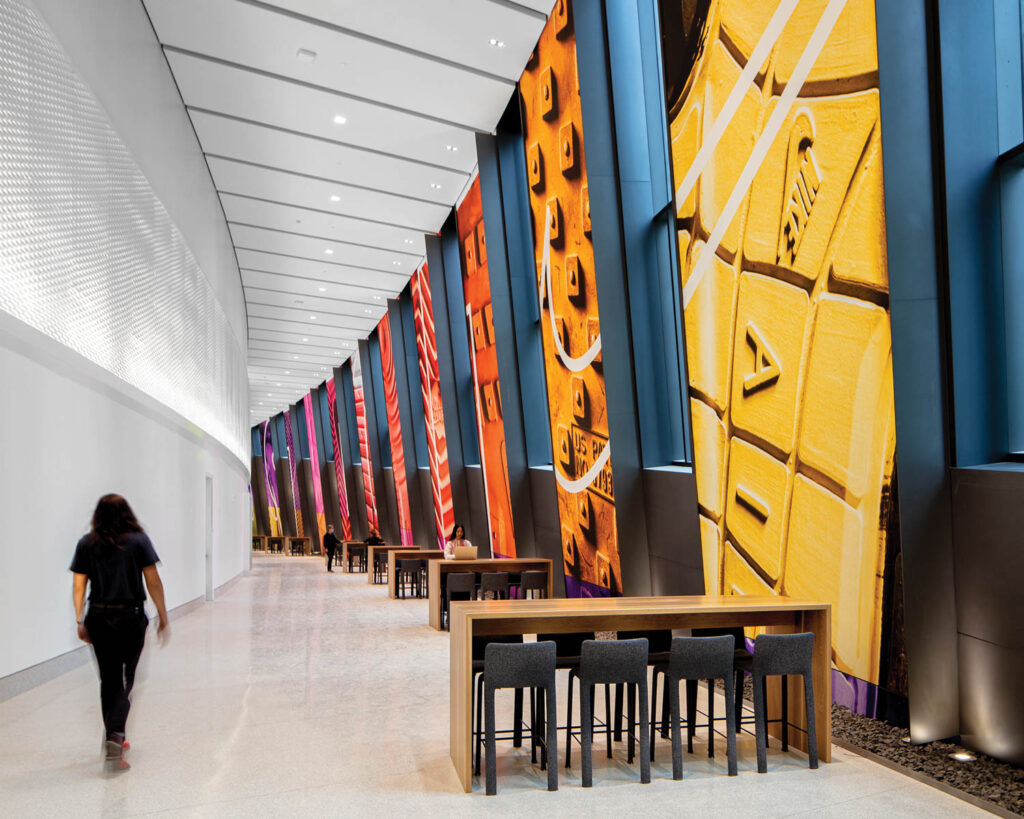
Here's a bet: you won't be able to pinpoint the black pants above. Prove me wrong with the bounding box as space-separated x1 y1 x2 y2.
326 545 336 571
85 611 147 738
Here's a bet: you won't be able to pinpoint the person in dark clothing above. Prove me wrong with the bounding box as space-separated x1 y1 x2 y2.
364 528 385 546
323 524 340 572
71 494 169 772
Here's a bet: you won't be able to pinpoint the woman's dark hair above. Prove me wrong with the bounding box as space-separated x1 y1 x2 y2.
449 523 465 541
90 494 143 548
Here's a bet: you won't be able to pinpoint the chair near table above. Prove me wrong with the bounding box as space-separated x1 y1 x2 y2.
397 558 427 599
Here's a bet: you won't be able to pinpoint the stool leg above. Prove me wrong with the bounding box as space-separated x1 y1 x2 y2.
627 683 636 764
538 687 547 770
724 670 738 776
638 678 651 784
650 669 659 762
545 681 559 791
754 671 767 773
686 679 697 753
581 679 594 787
735 668 744 729
475 673 484 777
604 683 612 759
614 683 624 741
661 674 671 739
781 674 789 752
565 671 574 769
670 676 683 780
762 676 770 749
708 679 715 758
513 688 523 748
530 686 538 764
803 672 818 769
485 682 498 795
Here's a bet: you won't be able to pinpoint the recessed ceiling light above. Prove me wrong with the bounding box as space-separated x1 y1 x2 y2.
296 48 317 63
302 337 309 342
364 308 372 313
392 260 401 266
276 383 281 386
330 194 341 202
333 350 340 355
404 238 414 244
446 144 458 152
258 402 263 405
309 315 317 320
489 38 505 48
373 295 383 301
293 355 299 359
430 183 442 190
318 287 326 292
333 114 347 125
324 248 334 255
285 371 290 374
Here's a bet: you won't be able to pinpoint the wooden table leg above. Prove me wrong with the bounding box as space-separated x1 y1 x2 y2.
449 603 473 792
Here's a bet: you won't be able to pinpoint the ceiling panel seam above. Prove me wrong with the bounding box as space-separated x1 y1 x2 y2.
237 0 518 86
230 223 423 257
162 46 489 133
240 267 412 293
233 247 424 278
207 153 453 207
187 108 468 174
222 193 437 234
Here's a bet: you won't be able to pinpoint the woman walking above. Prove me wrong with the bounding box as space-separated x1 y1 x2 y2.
70 494 169 771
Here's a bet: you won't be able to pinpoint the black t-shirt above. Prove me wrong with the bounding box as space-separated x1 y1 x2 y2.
323 532 340 550
364 535 384 545
69 532 160 604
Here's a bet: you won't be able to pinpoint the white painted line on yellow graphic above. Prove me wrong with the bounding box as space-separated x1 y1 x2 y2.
682 0 849 309
539 203 602 373
555 438 612 495
673 0 800 213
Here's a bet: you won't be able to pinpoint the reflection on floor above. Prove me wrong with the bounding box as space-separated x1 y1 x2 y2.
0 557 989 817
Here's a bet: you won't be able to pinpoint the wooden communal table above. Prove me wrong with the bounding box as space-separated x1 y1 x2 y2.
448 595 831 792
251 535 267 552
286 536 311 556
367 544 417 584
267 536 285 554
339 540 367 572
427 558 553 630
387 549 444 598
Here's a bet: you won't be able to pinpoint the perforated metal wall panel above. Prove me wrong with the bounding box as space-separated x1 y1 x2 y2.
0 0 248 463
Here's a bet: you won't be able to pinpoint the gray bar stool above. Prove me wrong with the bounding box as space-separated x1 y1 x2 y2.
663 635 738 779
518 571 548 599
577 638 651 787
478 571 510 600
751 632 818 773
397 559 426 598
483 641 559 795
442 572 475 631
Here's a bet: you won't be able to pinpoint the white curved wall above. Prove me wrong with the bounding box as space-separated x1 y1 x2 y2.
0 0 250 682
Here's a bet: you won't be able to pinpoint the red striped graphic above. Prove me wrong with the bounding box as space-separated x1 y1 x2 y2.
377 317 413 544
410 263 455 547
326 377 352 539
352 354 379 534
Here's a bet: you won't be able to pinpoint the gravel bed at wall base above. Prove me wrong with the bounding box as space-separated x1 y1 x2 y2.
831 704 1024 816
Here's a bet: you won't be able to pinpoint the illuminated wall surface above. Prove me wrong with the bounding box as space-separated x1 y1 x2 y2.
660 0 900 687
303 394 327 544
326 377 352 539
411 264 456 546
457 177 517 558
260 421 282 537
283 410 304 537
351 353 380 534
377 317 414 545
521 1 619 597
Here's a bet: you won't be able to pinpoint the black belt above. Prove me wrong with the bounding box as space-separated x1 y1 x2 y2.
88 603 143 613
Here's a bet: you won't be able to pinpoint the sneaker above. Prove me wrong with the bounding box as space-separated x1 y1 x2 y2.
104 739 130 772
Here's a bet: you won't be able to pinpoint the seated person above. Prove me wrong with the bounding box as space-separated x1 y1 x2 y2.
364 528 385 546
444 524 472 560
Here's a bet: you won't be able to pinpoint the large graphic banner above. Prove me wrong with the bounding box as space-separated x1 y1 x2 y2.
303 393 327 545
325 377 352 539
283 409 303 537
260 420 282 536
521 0 619 596
411 263 456 547
659 0 901 692
456 177 516 558
377 317 414 545
351 354 379 535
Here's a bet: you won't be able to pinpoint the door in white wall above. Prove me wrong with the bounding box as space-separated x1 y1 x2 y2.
205 475 214 602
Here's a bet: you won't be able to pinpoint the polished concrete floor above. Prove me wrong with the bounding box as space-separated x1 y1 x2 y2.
0 556 990 817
